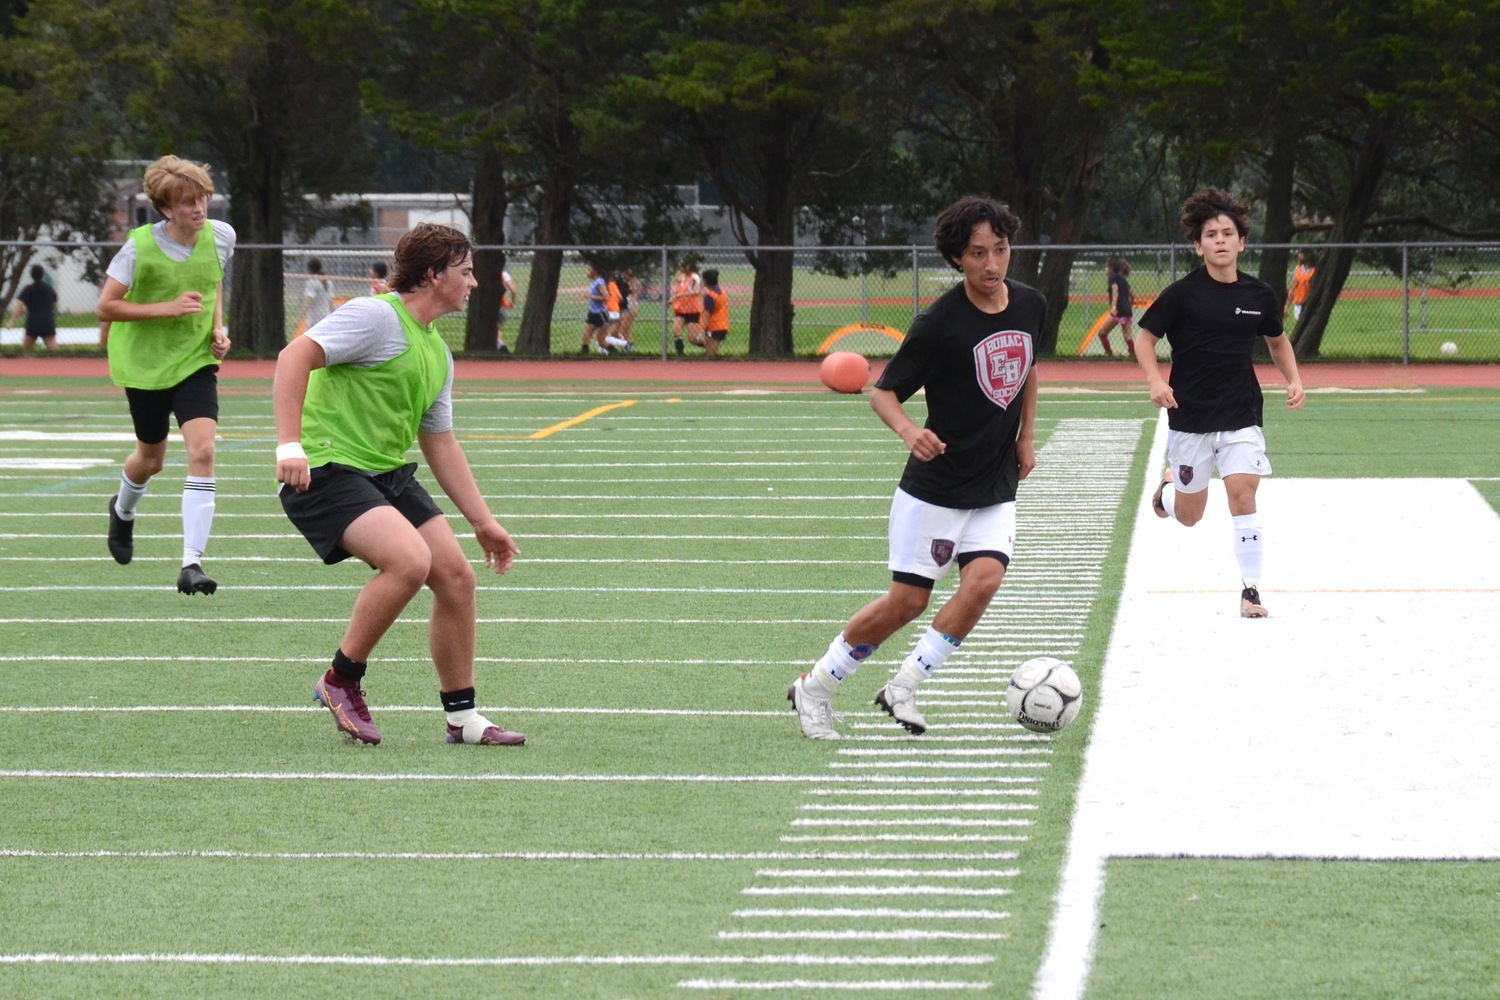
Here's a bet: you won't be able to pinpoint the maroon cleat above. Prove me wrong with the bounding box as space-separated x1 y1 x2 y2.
314 672 381 745
446 719 526 746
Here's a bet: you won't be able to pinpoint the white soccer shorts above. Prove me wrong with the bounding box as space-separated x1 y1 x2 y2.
1165 425 1272 495
887 488 1016 583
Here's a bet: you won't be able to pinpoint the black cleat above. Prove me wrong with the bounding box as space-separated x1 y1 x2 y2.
177 563 218 596
107 495 134 564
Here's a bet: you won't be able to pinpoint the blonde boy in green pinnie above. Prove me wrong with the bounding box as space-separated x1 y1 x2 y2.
97 155 235 595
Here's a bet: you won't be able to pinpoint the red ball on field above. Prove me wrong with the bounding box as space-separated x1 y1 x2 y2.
820 351 870 393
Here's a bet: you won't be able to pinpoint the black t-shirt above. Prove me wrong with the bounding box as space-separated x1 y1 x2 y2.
17 280 58 334
874 279 1044 509
1138 267 1283 433
1108 273 1133 317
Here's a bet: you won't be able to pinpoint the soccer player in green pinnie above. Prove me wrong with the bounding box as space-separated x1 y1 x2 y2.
98 155 235 596
273 223 525 748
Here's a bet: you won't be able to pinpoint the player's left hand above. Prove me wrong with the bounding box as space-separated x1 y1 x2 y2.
1285 381 1305 410
1016 439 1037 480
475 518 519 575
211 329 231 360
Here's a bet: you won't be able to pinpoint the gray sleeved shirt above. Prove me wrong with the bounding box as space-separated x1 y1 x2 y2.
303 296 454 434
105 220 237 287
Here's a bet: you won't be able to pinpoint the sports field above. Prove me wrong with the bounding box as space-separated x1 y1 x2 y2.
0 366 1496 998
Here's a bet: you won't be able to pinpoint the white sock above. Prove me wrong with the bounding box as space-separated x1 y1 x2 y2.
1233 514 1264 586
446 707 481 728
896 626 961 686
446 709 496 743
605 335 628 349
1161 483 1177 519
809 634 877 695
117 472 148 518
182 477 216 566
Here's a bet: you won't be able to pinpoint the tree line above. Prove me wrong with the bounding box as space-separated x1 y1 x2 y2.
3 0 1497 358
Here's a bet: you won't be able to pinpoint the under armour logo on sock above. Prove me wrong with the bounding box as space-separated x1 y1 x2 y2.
1239 533 1260 542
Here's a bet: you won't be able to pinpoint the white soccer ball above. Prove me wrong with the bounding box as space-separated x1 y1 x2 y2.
1440 341 1458 356
1006 657 1083 733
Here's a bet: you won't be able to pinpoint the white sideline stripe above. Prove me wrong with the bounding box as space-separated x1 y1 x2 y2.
732 908 1010 920
0 656 807 667
741 887 1011 897
678 979 991 992
0 952 990 968
846 735 1043 743
754 868 1020 879
790 820 1031 829
0 769 1016 785
0 848 1019 863
834 748 1050 757
781 836 1028 845
801 804 1034 812
0 705 788 718
1034 431 1500 1000
718 931 1007 942
828 762 1050 770
804 786 1039 795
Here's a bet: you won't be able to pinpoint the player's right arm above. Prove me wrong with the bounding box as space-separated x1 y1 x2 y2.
1132 327 1176 409
272 334 326 492
871 387 945 461
96 277 203 322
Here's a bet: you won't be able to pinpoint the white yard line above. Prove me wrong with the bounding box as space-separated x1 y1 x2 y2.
1034 412 1500 1000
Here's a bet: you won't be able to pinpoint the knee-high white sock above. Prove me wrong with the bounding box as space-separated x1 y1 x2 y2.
182 477 216 566
896 626 961 687
117 472 148 518
1232 514 1263 586
1161 483 1177 520
808 633 877 695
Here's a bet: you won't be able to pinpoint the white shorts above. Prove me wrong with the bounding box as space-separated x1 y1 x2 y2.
1166 425 1272 495
887 488 1016 585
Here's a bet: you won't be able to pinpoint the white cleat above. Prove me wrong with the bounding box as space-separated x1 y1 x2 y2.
874 680 927 735
787 674 840 740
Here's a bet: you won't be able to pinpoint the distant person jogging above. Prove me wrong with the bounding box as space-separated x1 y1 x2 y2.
1134 187 1305 619
97 155 235 596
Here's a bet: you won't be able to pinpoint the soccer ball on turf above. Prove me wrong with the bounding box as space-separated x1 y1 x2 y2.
1006 657 1083 733
1440 341 1458 356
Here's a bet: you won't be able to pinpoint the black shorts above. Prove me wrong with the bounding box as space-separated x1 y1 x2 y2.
123 365 220 445
280 462 444 565
675 312 701 325
706 329 728 341
586 312 606 328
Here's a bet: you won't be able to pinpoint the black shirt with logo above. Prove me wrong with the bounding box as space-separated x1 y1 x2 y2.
1138 267 1284 433
875 278 1044 510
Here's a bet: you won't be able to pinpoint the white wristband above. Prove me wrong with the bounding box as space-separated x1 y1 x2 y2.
276 442 307 462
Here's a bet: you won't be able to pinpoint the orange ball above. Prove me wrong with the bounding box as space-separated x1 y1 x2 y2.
820 351 870 393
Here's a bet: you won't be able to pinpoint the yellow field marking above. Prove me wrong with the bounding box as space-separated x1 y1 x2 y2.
526 399 638 439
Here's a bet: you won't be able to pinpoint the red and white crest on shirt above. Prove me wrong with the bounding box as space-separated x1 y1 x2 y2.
972 330 1034 409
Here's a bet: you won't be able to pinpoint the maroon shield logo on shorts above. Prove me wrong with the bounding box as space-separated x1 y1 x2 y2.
931 539 955 566
1178 464 1194 486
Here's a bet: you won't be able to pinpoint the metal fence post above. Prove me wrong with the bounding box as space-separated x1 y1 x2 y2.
911 247 919 323
660 245 670 360
1401 243 1410 364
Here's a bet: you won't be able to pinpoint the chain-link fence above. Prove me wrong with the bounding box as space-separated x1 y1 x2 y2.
4 240 1496 362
